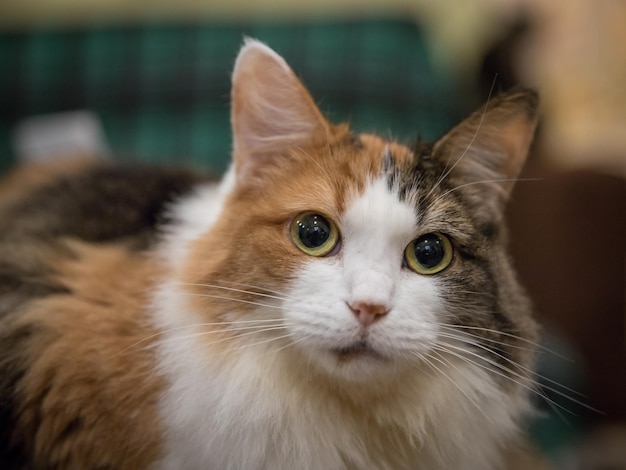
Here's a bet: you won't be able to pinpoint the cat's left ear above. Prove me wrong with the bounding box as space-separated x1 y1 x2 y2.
230 39 331 184
433 90 539 222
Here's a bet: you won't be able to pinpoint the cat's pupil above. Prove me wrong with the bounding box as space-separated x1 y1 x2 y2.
297 214 331 248
413 234 445 269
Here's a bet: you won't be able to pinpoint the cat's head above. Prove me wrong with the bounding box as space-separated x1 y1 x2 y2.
178 39 539 386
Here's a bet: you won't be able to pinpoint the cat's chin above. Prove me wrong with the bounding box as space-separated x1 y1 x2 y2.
330 340 385 361
302 342 401 383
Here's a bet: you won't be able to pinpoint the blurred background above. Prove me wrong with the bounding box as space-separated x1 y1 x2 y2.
0 0 624 468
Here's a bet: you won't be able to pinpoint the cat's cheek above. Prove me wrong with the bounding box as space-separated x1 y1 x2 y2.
366 275 444 359
281 260 362 353
281 262 444 380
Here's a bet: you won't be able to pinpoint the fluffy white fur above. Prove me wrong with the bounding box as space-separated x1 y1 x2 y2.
150 171 525 470
158 166 236 270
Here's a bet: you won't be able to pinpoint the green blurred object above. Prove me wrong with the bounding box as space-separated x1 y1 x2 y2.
0 19 470 173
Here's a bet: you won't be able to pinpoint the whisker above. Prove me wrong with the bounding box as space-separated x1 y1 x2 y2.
437 333 592 405
432 178 541 205
178 292 285 310
406 350 438 382
175 282 293 302
425 77 497 201
439 324 573 361
424 349 494 423
113 319 289 357
433 340 601 415
156 325 293 349
437 329 539 356
229 329 307 353
273 335 309 354
178 279 292 298
430 343 574 420
226 282 290 298
445 290 493 298
438 329 588 404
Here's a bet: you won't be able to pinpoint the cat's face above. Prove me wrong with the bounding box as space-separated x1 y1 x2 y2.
281 159 448 380
180 40 539 385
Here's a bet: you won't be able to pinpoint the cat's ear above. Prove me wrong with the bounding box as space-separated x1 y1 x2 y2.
433 90 539 222
230 39 330 183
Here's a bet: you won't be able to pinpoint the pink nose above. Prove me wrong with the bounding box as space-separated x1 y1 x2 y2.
348 301 389 328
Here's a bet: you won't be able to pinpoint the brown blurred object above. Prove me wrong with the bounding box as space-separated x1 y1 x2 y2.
507 156 626 426
484 3 626 433
469 0 626 177
516 0 626 177
567 424 626 470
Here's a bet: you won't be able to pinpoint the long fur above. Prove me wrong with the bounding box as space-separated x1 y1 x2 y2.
0 40 542 469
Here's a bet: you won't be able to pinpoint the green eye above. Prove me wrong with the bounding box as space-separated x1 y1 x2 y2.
404 232 454 275
290 212 339 257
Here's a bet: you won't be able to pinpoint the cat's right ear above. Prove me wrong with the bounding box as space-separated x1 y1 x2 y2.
230 39 330 184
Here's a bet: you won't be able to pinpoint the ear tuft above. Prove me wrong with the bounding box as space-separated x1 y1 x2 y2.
434 89 539 221
230 39 329 184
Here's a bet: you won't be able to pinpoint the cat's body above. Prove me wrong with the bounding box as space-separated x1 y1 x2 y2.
0 40 543 469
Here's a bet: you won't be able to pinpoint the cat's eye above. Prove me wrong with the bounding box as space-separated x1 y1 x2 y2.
404 232 454 275
290 212 339 257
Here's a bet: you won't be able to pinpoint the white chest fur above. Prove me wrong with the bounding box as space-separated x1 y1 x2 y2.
150 171 526 469
151 283 523 470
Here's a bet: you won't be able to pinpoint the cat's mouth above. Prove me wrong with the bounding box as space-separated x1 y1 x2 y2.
331 340 383 361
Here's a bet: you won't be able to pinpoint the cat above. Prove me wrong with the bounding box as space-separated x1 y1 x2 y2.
0 39 544 469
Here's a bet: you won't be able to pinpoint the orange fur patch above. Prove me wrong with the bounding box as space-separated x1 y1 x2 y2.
11 241 163 468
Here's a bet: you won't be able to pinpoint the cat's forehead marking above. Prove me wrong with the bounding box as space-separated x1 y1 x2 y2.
341 140 419 259
358 136 425 212
342 173 417 246
328 136 419 223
